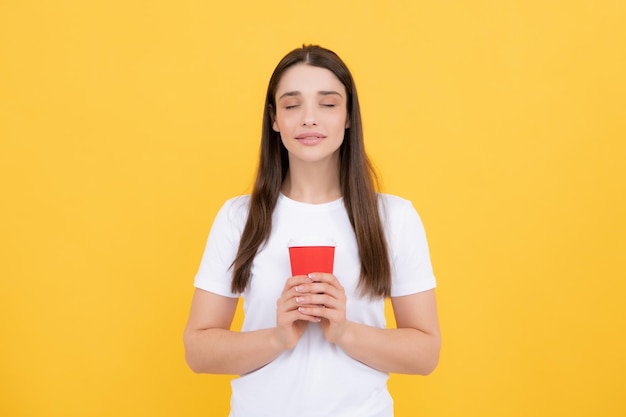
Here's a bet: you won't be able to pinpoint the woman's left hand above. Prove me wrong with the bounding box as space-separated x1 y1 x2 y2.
294 272 348 344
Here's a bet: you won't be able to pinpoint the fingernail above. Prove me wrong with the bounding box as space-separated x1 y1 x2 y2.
307 273 316 279
295 296 302 303
295 285 303 292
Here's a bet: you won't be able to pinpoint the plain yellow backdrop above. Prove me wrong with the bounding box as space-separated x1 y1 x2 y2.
1 1 625 416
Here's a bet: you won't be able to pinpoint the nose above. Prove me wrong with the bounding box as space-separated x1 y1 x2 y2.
301 105 317 126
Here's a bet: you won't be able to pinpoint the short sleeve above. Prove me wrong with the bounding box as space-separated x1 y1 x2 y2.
193 196 250 298
382 195 437 297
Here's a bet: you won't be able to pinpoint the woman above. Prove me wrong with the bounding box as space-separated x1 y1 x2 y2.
184 45 441 417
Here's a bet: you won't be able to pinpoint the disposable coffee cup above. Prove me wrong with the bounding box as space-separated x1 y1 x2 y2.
288 238 335 276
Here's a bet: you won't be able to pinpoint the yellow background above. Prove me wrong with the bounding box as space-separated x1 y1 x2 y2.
1 1 625 416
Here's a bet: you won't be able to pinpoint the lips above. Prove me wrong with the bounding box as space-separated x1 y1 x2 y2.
295 132 326 140
295 134 325 146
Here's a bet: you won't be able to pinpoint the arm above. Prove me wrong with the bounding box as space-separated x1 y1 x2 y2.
184 276 319 375
339 290 441 375
183 289 277 374
296 274 441 375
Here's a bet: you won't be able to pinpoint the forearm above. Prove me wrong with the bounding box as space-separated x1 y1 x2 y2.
336 322 441 375
184 327 285 375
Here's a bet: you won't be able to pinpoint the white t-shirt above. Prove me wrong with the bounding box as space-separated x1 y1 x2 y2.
194 193 436 417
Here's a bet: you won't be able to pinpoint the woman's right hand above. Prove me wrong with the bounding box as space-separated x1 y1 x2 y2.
275 274 318 349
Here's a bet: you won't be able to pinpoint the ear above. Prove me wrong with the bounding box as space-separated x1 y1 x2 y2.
345 117 351 129
269 105 279 132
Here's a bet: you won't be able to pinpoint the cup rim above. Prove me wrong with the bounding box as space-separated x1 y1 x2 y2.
287 237 336 248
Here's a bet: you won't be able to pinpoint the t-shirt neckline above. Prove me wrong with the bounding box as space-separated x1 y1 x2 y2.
278 192 344 209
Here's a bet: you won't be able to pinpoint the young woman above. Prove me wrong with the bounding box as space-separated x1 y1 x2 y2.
184 45 441 417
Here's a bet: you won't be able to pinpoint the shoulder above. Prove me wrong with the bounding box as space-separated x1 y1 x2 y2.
222 194 251 212
221 194 251 213
377 193 427 235
377 193 416 217
214 194 251 226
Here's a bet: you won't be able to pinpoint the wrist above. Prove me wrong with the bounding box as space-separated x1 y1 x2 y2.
333 320 356 348
269 327 294 352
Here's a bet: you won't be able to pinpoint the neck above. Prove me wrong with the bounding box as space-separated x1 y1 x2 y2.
282 157 342 204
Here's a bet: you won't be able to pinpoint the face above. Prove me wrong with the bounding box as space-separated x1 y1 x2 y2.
272 64 349 167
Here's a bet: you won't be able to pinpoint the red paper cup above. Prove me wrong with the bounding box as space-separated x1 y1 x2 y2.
288 238 335 276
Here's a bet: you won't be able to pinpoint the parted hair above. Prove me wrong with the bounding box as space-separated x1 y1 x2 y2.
230 45 391 298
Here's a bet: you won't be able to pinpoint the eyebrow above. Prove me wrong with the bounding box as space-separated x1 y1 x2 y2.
278 90 344 100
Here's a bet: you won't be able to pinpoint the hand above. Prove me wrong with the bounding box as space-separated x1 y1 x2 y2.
293 272 348 344
275 274 318 350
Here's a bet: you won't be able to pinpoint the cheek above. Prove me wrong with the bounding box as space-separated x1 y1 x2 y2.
275 114 298 131
330 113 349 131
272 113 286 132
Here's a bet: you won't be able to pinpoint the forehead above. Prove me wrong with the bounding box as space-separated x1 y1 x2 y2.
275 64 346 96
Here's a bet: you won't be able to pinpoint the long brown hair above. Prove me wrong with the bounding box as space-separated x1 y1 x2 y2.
231 45 391 298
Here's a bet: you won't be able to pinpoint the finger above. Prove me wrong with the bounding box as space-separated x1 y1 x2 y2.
297 305 334 321
296 306 323 322
292 280 322 297
296 293 338 310
279 294 311 313
284 274 314 292
301 283 345 303
306 272 337 284
282 290 326 313
307 273 345 292
278 304 320 325
296 296 346 320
